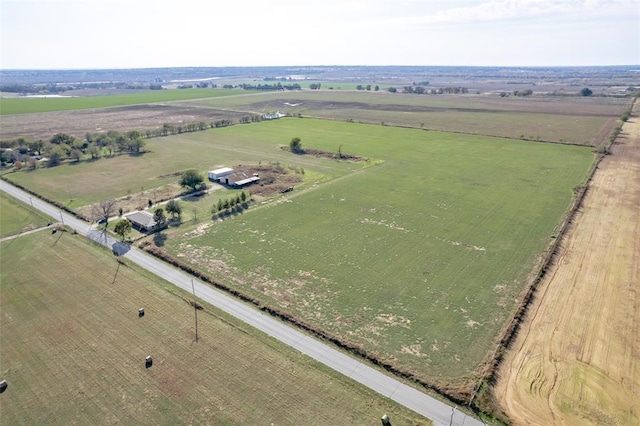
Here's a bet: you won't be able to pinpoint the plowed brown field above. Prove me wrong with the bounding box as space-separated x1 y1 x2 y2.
495 104 640 425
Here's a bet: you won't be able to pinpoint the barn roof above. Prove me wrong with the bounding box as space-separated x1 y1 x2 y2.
209 167 234 175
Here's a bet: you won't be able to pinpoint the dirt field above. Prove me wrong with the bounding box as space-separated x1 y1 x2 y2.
494 104 640 424
0 103 244 141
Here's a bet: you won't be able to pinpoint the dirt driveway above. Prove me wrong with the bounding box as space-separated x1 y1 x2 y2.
494 104 640 424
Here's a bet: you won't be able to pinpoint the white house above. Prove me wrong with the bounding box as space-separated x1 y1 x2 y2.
208 167 234 181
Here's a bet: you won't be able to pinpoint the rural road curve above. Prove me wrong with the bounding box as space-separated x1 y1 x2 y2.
1 180 484 426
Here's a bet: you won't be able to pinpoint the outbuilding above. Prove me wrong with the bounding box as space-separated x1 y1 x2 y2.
225 171 260 187
208 167 234 182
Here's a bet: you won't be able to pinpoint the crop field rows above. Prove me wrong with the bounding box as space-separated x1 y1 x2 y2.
0 231 428 425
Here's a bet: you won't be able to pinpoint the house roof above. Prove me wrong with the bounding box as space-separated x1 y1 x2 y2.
125 210 157 228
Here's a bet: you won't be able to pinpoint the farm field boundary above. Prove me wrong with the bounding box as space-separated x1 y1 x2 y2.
493 102 640 424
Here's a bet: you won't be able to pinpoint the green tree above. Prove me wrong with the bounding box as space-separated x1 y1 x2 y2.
153 207 166 226
114 219 132 241
289 137 302 152
46 146 66 167
87 145 101 159
50 133 74 145
127 130 142 140
166 199 182 218
70 148 82 162
127 138 145 153
580 87 593 96
179 169 204 191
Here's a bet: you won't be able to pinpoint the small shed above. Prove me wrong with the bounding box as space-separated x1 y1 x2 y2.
208 167 234 182
125 211 161 232
226 171 260 187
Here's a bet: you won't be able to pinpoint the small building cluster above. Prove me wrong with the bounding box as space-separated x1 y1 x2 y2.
208 167 259 187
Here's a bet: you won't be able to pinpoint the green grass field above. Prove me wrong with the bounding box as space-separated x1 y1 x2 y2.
0 230 429 425
0 88 242 115
0 192 51 237
148 119 594 386
5 118 595 388
185 90 628 144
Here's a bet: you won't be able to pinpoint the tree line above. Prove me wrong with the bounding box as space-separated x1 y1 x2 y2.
1 111 281 169
1 130 146 169
397 86 469 94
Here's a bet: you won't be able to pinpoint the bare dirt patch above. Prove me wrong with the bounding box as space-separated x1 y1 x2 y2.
0 104 244 141
239 164 304 197
494 107 640 425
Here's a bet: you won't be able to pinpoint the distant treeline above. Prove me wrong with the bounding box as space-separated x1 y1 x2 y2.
237 82 302 91
0 82 165 94
389 86 470 94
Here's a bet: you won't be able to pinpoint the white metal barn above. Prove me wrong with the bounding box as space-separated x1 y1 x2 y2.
208 167 234 181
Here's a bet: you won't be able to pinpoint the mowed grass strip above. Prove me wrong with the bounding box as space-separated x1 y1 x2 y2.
161 119 595 386
0 191 51 237
0 231 429 425
0 88 242 115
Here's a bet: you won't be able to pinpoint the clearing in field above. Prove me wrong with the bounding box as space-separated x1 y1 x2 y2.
0 230 429 425
494 105 640 425
142 119 596 393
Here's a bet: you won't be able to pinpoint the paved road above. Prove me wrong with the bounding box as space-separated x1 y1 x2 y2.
1 180 484 426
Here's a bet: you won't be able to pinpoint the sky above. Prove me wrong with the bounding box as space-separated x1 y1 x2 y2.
1 0 639 69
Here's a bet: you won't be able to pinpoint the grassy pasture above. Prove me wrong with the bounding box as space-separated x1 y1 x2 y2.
5 118 595 388
0 88 242 115
0 191 50 237
5 124 360 209
0 231 429 425
185 90 628 145
151 119 595 386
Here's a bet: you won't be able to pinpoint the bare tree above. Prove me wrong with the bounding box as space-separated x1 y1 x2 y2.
92 199 117 226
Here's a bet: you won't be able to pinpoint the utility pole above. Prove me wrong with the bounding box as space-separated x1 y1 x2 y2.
191 279 199 342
